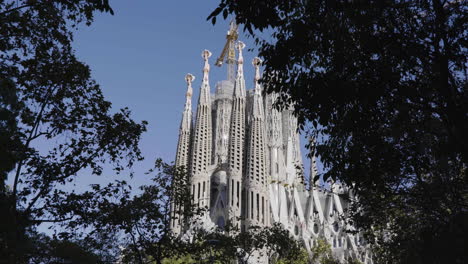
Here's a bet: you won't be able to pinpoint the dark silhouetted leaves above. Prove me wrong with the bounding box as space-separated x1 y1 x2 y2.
210 1 467 263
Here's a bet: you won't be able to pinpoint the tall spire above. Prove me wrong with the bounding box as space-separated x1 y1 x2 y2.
171 73 195 235
191 50 213 207
175 73 195 168
227 41 247 225
282 107 304 186
265 91 284 181
244 57 269 227
253 57 262 94
237 41 245 76
199 50 212 105
232 41 246 97
181 73 194 130
184 73 194 110
251 57 264 117
228 41 246 172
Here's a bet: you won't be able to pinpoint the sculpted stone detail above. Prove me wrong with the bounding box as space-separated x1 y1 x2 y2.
171 40 372 264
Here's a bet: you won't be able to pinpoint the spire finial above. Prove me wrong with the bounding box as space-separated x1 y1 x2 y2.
202 50 212 82
252 57 262 94
236 41 245 76
184 73 195 111
185 73 195 98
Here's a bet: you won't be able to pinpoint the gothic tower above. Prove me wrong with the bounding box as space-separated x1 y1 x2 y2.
175 73 194 169
227 41 246 227
170 27 373 264
243 57 269 228
170 73 195 235
190 50 213 208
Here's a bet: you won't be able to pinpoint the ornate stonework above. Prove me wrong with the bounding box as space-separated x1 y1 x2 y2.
171 36 372 264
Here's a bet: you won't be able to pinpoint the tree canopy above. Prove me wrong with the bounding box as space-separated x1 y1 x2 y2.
0 1 317 263
0 0 146 262
209 0 467 263
3 0 466 263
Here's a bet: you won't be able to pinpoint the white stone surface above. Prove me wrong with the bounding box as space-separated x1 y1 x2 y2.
171 34 372 264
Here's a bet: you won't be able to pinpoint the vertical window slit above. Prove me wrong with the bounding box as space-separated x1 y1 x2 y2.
251 191 254 219
262 196 265 224
246 191 249 219
231 179 234 206
257 193 260 221
192 184 195 200
236 181 240 207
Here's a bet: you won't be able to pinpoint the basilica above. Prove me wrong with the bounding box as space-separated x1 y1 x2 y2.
170 23 372 264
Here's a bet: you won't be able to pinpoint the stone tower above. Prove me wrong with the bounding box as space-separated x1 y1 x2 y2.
170 30 373 264
192 50 214 208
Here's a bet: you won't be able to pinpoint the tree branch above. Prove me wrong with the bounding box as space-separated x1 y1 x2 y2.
0 4 35 16
0 0 60 16
24 136 125 214
31 216 73 224
12 85 57 199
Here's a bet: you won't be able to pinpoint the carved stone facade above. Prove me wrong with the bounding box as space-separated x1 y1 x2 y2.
170 38 372 264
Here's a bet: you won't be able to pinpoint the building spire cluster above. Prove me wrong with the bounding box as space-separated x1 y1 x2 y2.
170 25 372 264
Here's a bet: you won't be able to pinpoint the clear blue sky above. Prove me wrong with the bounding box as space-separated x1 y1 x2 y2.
70 0 314 189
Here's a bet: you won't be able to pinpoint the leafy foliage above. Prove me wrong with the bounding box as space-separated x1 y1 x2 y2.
89 162 195 264
308 239 363 264
39 160 203 264
55 161 309 264
190 223 308 264
209 1 468 263
161 254 196 264
310 239 340 264
0 0 147 262
26 233 105 264
155 222 309 264
274 248 309 264
0 77 21 193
